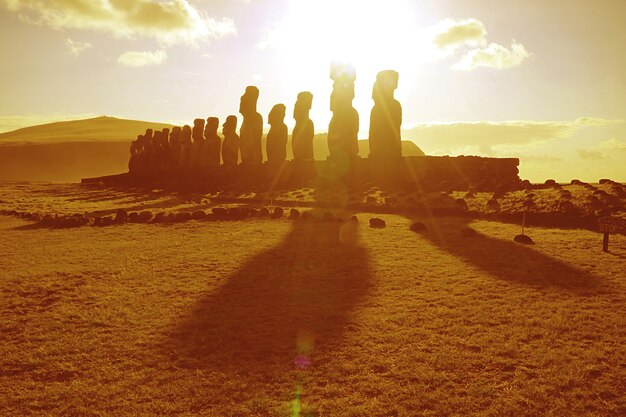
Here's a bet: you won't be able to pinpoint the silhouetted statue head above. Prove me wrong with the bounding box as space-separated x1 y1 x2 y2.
268 104 286 126
182 125 192 144
223 115 238 134
193 118 205 142
294 91 313 121
372 70 399 101
239 86 260 116
161 128 170 145
204 117 219 138
330 62 356 112
170 126 181 146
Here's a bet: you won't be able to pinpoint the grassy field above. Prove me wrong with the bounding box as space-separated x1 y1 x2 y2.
1 204 625 416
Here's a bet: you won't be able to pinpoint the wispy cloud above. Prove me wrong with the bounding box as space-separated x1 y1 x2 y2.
1 0 236 45
65 38 92 56
118 49 168 67
453 41 531 70
433 18 487 50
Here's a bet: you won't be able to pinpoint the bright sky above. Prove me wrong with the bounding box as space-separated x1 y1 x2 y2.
0 0 625 181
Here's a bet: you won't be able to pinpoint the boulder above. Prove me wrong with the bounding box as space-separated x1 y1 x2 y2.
288 208 300 220
114 209 128 224
599 178 612 184
129 212 140 223
272 207 284 219
191 210 207 220
323 211 335 222
410 222 427 232
258 207 270 217
301 211 314 221
514 234 534 244
460 227 478 237
350 215 359 223
369 218 386 228
212 207 228 217
544 179 556 187
486 198 500 212
138 211 153 223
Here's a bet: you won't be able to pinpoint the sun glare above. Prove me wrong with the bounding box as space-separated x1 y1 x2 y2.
261 0 434 132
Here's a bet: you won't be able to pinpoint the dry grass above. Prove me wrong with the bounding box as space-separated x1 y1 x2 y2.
1 201 626 416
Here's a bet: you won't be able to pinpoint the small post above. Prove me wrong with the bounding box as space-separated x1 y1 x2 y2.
522 213 526 235
602 232 609 252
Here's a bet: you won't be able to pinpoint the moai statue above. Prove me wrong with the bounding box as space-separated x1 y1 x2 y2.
239 86 263 164
138 129 153 172
204 117 222 167
148 130 161 171
192 118 206 168
179 125 193 168
292 91 314 161
169 126 182 169
266 104 288 164
328 62 359 159
158 128 171 170
369 70 402 158
128 138 140 173
222 115 239 167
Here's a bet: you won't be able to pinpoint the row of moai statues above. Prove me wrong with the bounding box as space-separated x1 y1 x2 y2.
128 65 402 173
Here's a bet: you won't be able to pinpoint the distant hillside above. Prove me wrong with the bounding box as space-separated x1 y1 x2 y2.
0 116 424 182
0 116 173 143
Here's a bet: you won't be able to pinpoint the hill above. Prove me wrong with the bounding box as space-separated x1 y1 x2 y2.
0 116 173 143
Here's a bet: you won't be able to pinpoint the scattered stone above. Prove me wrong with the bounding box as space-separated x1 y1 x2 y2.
410 222 427 232
212 207 227 217
40 215 55 227
514 234 534 245
486 198 500 212
101 216 114 226
272 207 284 219
460 227 478 237
138 211 153 223
114 209 128 224
129 212 140 223
523 199 536 209
258 207 270 217
558 200 576 213
151 212 166 223
288 208 300 220
93 217 103 227
191 210 207 220
369 218 386 228
174 212 192 222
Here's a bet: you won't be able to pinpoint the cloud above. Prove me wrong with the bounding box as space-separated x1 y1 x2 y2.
65 38 92 55
118 49 168 67
433 18 487 50
577 149 608 160
599 138 626 150
575 117 626 127
453 41 531 70
1 0 236 45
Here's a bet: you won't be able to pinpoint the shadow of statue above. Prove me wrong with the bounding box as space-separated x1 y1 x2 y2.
410 215 603 293
163 219 372 377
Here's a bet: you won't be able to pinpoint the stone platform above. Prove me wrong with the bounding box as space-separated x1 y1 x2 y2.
82 155 520 192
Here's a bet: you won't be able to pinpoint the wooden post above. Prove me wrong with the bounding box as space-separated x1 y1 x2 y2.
603 232 609 252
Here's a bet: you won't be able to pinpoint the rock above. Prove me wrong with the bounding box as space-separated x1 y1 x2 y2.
514 234 534 245
558 200 576 213
571 179 582 185
101 216 114 227
544 179 556 186
272 207 284 219
366 196 377 204
301 211 314 221
456 198 468 211
212 207 228 217
151 212 166 223
227 207 245 220
323 211 335 221
486 198 500 212
521 180 533 190
40 215 55 227
93 217 103 227
129 212 140 223
460 227 478 237
523 199 536 209
599 178 612 184
369 218 386 228
288 208 300 220
138 211 153 223
410 222 427 232
191 210 207 220
384 197 397 205
114 209 128 224
350 215 359 223
258 207 270 217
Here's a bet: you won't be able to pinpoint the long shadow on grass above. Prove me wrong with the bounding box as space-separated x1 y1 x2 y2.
414 216 603 292
165 218 371 372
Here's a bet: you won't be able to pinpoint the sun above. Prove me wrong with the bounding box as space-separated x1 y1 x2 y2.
260 0 434 132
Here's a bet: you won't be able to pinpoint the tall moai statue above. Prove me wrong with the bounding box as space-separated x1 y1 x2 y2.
222 115 239 167
180 125 193 168
204 117 222 167
128 137 140 173
239 86 263 164
158 128 171 169
369 70 402 158
266 104 288 164
192 118 206 168
169 126 182 169
292 91 314 161
328 62 359 159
